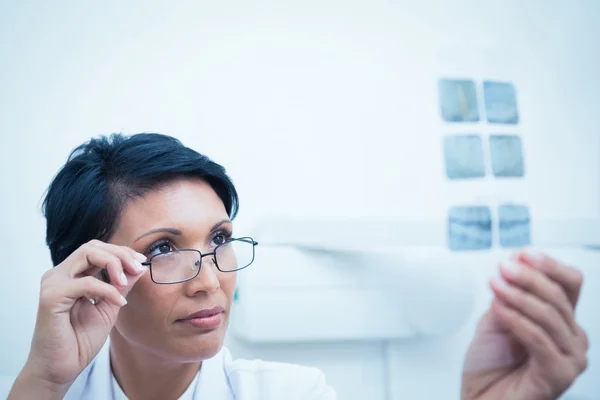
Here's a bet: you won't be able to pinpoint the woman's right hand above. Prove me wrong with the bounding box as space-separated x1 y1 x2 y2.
9 240 147 398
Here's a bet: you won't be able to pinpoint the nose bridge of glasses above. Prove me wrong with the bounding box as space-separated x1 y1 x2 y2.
200 250 217 264
177 250 201 272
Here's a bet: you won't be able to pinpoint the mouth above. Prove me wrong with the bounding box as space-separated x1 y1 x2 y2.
177 306 225 330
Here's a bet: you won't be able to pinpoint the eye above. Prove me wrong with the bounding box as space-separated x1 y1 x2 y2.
146 239 176 257
211 230 232 247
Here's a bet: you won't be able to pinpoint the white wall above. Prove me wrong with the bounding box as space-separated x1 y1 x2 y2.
1 1 599 399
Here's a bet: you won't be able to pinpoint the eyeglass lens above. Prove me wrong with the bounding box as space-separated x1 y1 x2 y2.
150 239 255 283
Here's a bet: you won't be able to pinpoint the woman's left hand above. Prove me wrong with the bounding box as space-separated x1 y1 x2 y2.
461 250 589 400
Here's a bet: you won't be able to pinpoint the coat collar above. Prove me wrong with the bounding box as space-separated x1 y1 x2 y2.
66 341 234 400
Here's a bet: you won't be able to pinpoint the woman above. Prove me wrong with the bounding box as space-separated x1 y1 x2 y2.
8 133 589 399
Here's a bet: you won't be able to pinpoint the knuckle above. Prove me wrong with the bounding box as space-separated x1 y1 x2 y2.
79 242 98 258
115 246 132 260
80 275 97 291
542 303 559 323
579 327 590 350
528 325 548 348
559 366 579 388
571 268 584 288
41 268 55 282
108 254 124 269
118 244 133 253
549 363 577 390
576 355 588 373
39 272 59 300
88 239 103 246
556 362 581 389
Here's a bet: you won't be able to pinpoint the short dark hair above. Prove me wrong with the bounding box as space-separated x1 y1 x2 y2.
42 133 239 266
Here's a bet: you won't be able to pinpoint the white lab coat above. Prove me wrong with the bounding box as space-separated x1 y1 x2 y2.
51 341 337 400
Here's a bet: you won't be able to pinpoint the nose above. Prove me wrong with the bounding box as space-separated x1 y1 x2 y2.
185 255 220 296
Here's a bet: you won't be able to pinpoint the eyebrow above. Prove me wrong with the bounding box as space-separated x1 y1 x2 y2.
209 219 232 233
134 219 232 242
135 228 182 242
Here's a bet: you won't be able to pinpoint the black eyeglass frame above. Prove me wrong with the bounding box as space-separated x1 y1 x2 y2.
141 237 258 285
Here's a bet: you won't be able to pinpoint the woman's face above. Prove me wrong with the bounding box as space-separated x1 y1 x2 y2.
109 178 236 362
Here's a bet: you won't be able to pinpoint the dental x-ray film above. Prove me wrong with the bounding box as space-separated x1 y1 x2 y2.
483 81 519 124
443 135 486 179
438 79 480 122
498 204 531 248
448 205 492 251
489 134 525 178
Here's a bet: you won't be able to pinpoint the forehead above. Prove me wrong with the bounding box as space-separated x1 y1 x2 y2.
111 179 229 245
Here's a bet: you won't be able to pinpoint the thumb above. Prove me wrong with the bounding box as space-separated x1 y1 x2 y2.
476 309 507 334
120 266 148 298
464 302 527 372
91 266 147 313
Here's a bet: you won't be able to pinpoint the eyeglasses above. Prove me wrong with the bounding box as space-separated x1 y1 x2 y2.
141 237 258 284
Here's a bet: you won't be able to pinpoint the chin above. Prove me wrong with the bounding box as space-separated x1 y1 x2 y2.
174 328 227 362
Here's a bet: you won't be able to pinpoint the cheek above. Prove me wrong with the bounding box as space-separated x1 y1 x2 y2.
119 274 179 327
219 272 237 307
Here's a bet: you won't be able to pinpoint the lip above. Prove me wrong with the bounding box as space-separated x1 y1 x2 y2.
177 306 224 330
179 306 224 321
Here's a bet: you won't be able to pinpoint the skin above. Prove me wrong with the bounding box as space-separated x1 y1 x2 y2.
461 251 589 399
8 178 589 400
108 178 237 399
9 178 237 400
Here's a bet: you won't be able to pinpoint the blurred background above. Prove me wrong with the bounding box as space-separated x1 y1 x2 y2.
0 1 599 399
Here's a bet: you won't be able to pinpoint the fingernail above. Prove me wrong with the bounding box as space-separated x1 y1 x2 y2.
502 261 523 278
119 295 128 306
134 253 147 262
524 250 545 264
492 277 510 291
120 272 128 286
133 260 145 272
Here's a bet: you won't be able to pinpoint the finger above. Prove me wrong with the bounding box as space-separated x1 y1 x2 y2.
516 250 584 307
64 241 144 284
89 265 148 303
490 277 575 354
120 264 148 298
79 246 130 287
499 260 577 333
570 325 590 374
89 241 147 276
63 276 128 308
576 325 590 352
491 298 562 365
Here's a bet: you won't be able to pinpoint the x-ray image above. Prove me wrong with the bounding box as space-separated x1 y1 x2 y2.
483 81 519 124
489 134 525 177
444 135 486 179
438 79 480 122
448 205 492 251
498 204 531 248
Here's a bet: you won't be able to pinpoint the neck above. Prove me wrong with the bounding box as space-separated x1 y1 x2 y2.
109 331 201 400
